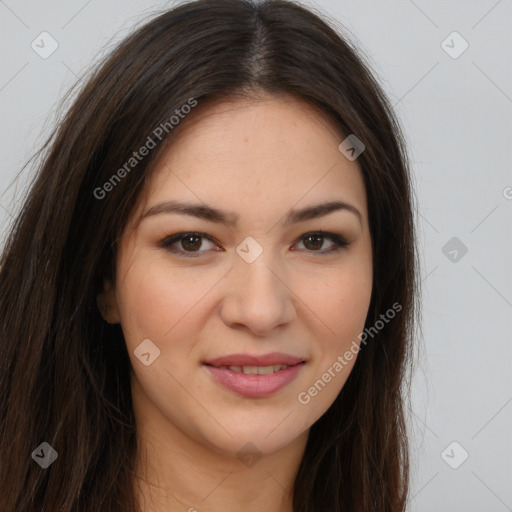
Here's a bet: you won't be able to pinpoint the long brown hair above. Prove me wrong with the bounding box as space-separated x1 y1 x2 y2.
0 0 420 510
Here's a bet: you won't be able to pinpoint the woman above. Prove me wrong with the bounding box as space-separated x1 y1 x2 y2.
0 0 420 510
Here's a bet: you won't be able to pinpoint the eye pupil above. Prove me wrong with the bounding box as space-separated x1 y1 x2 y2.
182 235 202 251
303 234 323 251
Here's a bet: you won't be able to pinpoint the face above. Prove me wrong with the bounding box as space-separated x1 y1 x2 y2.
98 94 373 459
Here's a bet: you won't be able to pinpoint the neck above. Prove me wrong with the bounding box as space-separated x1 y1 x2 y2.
131 386 308 512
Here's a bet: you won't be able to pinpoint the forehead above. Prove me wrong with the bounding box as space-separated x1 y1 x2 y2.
137 94 368 227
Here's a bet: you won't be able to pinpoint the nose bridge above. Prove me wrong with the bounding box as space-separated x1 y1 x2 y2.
234 241 283 303
219 240 295 334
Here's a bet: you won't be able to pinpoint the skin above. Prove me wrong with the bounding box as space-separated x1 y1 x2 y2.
98 93 373 512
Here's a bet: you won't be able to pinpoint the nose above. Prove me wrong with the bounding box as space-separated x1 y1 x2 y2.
218 252 296 337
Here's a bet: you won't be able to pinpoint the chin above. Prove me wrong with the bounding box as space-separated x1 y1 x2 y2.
196 413 309 459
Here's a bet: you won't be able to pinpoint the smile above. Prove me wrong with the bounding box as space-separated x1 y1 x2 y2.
212 364 291 374
204 361 305 398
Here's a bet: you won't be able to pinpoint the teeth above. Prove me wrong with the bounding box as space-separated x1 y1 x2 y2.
223 364 290 374
255 365 275 375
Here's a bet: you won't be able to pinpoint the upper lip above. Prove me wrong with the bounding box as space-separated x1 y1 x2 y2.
204 352 306 367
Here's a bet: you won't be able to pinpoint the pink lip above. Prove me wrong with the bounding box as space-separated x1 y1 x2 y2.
204 352 305 367
204 362 305 398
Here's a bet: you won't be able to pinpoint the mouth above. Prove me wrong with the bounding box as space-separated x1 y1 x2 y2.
203 352 306 368
203 358 306 398
204 363 298 375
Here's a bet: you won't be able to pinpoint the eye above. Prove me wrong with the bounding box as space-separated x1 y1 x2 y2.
159 230 350 258
294 231 349 254
159 232 218 257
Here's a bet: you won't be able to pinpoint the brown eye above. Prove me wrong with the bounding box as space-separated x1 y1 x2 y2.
302 234 324 251
181 234 203 252
160 232 217 257
296 232 349 254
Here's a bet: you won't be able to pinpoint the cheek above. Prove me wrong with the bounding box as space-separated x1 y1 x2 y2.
115 262 179 346
296 265 371 416
116 256 218 351
305 262 372 343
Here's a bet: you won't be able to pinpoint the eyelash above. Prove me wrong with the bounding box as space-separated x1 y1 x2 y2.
158 231 350 258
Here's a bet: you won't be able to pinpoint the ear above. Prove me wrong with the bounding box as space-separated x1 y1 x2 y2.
97 279 121 324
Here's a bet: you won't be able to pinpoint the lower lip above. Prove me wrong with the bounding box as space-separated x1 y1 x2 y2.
204 363 305 398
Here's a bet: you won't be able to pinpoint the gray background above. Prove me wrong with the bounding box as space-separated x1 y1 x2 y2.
1 1 511 510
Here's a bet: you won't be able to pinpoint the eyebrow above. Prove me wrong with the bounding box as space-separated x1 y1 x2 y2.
141 199 362 228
